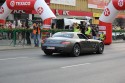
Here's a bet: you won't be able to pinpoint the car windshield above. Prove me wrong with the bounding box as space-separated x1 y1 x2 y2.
52 32 74 38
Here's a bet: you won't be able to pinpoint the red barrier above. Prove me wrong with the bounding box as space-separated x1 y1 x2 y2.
99 21 112 45
0 19 5 25
42 18 52 40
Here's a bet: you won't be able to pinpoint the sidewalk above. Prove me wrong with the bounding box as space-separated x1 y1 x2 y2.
0 45 40 51
0 40 124 51
0 39 40 51
112 39 125 43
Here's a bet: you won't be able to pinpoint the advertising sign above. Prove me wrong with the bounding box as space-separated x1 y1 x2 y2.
50 0 76 6
88 0 110 9
53 9 93 17
6 0 35 10
99 26 106 31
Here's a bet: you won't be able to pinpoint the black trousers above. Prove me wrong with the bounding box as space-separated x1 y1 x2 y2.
26 32 31 45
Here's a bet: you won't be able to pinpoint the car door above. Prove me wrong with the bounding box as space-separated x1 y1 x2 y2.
77 34 91 52
87 39 97 51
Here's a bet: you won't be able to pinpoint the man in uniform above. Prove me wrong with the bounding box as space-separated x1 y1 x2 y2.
99 32 106 41
85 24 92 38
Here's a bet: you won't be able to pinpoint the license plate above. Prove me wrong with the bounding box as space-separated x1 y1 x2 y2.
46 47 55 49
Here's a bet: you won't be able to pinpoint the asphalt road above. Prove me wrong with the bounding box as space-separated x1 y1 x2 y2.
0 43 125 83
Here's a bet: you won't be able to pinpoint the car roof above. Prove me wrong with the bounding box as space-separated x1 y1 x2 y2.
54 32 83 39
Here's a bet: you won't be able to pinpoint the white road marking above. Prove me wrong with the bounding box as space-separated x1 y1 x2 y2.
0 57 29 61
61 63 91 69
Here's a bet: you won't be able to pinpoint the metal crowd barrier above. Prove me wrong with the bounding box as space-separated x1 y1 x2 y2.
112 30 125 40
0 29 73 46
1 29 124 47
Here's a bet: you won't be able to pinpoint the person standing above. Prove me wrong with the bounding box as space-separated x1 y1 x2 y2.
25 18 31 45
92 26 97 39
33 23 41 47
99 32 106 42
15 18 18 28
80 21 86 35
8 21 12 39
85 24 92 38
73 23 80 32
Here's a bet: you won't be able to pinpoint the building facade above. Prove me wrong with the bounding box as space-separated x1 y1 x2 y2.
0 0 125 25
50 0 105 25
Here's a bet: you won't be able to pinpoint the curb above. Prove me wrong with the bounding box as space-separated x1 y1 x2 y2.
0 46 40 51
112 40 125 43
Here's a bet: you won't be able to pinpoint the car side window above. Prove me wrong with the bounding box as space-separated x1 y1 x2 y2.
53 33 74 38
77 34 88 39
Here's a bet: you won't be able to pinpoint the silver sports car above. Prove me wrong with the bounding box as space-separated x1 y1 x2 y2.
41 32 104 57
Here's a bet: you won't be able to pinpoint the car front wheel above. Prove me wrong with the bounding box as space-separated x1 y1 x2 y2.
96 43 104 54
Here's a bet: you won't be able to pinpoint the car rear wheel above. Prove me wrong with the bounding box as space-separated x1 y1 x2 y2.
71 44 81 57
96 43 104 54
44 50 53 55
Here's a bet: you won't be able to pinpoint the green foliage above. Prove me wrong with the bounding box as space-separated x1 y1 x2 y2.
0 28 73 33
113 29 125 33
1 28 125 33
0 28 32 32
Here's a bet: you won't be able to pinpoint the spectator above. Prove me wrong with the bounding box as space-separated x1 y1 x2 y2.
25 18 29 28
12 21 16 29
25 18 31 45
32 23 41 47
17 19 22 28
51 23 56 29
99 32 106 42
8 21 12 39
73 23 80 32
5 22 9 28
28 19 33 28
92 26 97 39
85 24 92 38
15 18 18 28
26 27 31 45
80 21 86 35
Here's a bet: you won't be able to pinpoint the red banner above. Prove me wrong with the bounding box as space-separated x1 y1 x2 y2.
52 9 93 17
12 9 93 17
6 0 35 10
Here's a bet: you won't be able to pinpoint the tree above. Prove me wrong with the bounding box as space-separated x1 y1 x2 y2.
113 18 125 27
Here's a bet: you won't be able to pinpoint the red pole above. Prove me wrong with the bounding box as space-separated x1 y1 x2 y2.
42 18 52 40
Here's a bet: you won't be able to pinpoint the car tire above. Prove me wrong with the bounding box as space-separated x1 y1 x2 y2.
71 44 81 57
44 50 53 55
96 43 104 54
